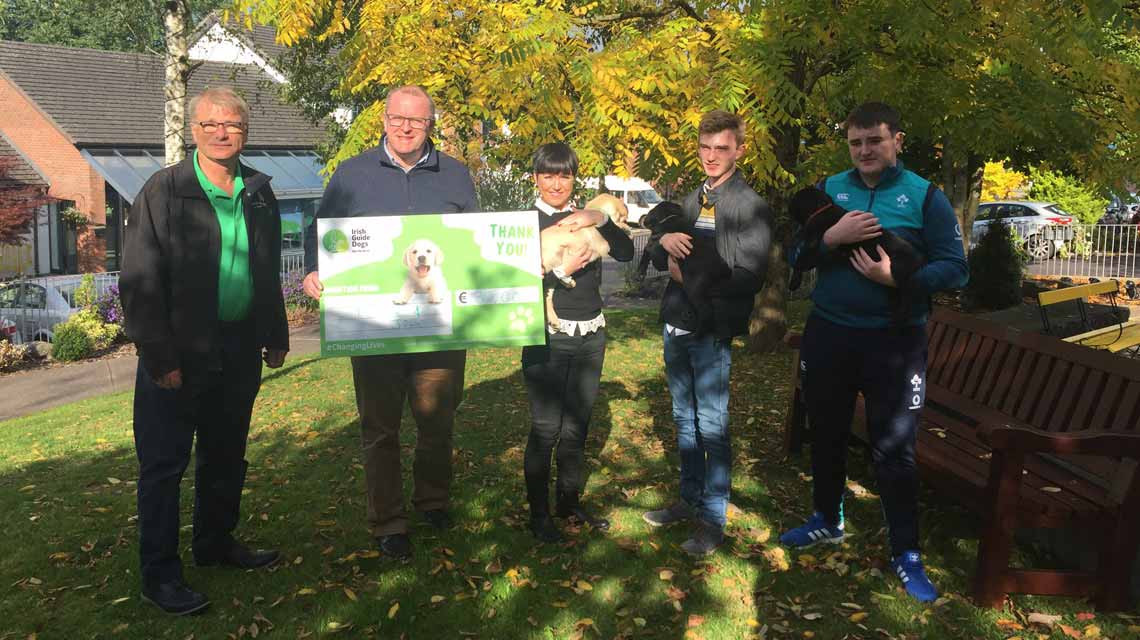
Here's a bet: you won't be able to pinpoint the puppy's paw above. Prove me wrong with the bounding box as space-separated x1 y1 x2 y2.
564 277 577 289
393 298 409 305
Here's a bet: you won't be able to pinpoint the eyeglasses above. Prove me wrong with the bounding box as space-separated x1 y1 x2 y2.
196 121 247 134
385 114 433 130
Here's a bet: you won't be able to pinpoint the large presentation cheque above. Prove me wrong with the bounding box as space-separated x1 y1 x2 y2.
317 211 546 357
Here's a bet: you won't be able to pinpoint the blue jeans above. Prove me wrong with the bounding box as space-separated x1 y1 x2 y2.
662 328 732 528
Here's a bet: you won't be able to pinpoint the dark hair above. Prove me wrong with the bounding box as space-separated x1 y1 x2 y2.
845 102 902 134
699 110 745 145
532 142 579 176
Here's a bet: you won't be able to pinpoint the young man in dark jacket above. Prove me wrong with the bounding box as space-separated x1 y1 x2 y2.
642 110 772 556
779 102 968 602
301 86 479 560
121 87 289 615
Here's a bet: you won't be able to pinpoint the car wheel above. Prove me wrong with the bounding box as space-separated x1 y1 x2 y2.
1025 234 1054 261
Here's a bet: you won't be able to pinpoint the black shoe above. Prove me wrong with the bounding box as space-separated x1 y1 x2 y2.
529 515 564 543
556 503 611 531
421 509 453 530
196 543 279 570
376 533 413 559
141 579 210 616
681 520 725 557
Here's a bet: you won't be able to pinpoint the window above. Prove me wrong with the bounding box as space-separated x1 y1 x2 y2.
21 285 47 310
976 205 996 221
0 284 20 307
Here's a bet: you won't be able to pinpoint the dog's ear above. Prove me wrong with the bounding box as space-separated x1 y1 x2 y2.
789 188 835 224
434 246 444 266
404 245 415 268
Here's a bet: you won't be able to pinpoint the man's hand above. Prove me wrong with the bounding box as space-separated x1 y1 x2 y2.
561 245 592 276
660 232 693 259
822 211 882 248
302 271 324 300
850 245 896 287
667 255 684 284
263 349 288 368
556 208 606 232
154 369 183 390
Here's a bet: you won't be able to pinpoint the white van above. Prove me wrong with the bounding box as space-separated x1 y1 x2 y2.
581 176 663 226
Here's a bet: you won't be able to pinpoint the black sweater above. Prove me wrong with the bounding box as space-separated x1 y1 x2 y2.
541 210 634 321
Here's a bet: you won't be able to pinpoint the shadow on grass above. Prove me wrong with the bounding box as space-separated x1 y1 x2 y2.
2 308 1134 639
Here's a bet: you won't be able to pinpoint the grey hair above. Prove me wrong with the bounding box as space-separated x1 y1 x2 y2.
189 86 250 124
385 85 437 121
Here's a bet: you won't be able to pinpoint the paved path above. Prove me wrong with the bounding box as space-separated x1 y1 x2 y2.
0 324 321 423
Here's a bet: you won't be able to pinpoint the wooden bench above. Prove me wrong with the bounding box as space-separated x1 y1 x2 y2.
1038 279 1140 354
784 308 1140 610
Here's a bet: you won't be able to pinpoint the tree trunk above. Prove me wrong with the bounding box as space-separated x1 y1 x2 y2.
748 236 790 352
163 0 190 166
940 138 984 254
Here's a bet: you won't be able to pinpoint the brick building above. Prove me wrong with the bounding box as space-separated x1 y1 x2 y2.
0 31 327 275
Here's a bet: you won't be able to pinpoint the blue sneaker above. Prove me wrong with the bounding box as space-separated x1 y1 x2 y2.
892 551 938 602
779 512 845 548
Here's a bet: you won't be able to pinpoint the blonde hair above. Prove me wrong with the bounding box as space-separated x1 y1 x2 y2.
386 85 437 121
189 86 250 123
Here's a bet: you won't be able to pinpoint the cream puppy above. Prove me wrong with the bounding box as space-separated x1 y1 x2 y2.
394 238 447 304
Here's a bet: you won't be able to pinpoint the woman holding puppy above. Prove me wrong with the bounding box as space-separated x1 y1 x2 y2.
523 142 634 543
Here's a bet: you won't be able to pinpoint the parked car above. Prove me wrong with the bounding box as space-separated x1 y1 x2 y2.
0 280 77 343
972 201 1075 260
1 315 20 344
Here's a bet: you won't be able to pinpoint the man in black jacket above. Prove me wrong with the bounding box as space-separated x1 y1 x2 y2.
301 86 479 560
642 110 772 556
121 87 289 615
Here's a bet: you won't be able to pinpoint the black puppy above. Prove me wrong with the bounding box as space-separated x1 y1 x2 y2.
642 201 732 331
788 187 926 325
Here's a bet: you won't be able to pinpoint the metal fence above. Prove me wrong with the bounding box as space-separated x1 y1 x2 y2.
281 250 306 277
993 222 1140 280
0 272 119 343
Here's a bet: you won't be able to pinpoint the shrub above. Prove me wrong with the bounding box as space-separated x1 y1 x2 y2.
0 340 28 371
966 220 1025 310
51 308 120 361
1027 167 1109 225
51 319 94 362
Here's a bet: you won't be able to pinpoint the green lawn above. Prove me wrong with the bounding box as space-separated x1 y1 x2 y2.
1 308 1136 639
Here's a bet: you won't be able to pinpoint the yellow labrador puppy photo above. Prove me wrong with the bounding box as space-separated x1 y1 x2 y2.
540 194 630 330
394 238 447 304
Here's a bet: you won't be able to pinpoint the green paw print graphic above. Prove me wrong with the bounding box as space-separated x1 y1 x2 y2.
508 307 535 333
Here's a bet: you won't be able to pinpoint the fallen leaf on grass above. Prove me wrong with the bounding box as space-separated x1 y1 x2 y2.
343 587 357 602
659 569 675 581
1083 625 1100 638
430 595 446 604
576 580 593 591
1076 613 1096 621
1059 624 1081 639
802 612 822 621
849 612 868 623
1027 612 1061 627
296 588 317 596
687 615 704 627
387 602 399 619
763 548 790 572
995 619 1024 631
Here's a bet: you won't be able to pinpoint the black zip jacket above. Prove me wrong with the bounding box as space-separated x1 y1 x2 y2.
650 170 772 337
121 157 289 378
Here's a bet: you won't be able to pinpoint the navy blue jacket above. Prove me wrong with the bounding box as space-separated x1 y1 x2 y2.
304 138 479 273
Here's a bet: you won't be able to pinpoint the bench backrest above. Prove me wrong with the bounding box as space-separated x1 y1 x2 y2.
926 308 1140 497
1037 279 1120 307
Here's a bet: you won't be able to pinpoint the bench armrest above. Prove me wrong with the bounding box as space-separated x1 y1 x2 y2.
980 424 1140 459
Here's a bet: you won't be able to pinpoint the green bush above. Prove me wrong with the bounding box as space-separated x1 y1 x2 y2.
1027 167 1109 224
51 319 94 362
51 308 120 361
967 220 1025 310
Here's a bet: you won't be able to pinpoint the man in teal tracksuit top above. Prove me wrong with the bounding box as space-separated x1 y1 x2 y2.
780 102 968 602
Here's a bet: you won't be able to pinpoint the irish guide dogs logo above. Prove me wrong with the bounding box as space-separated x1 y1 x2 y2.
322 229 349 253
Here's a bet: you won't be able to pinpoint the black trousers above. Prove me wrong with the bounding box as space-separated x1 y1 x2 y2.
800 313 927 556
522 329 606 513
133 323 263 586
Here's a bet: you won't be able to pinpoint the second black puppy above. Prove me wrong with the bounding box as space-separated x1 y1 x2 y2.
788 187 926 325
642 201 731 332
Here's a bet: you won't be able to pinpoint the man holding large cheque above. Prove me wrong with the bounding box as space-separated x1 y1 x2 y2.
302 85 479 559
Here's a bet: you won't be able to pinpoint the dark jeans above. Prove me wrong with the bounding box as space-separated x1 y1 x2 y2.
133 323 263 587
662 328 733 528
350 350 466 536
522 329 606 513
800 313 927 556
